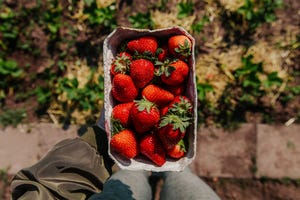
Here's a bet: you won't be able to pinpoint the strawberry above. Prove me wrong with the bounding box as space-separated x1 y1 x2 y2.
130 98 160 134
167 139 186 159
169 95 193 116
160 106 170 117
157 46 168 61
110 52 132 76
110 129 138 159
168 35 192 59
130 59 155 88
158 114 191 150
112 102 134 127
159 59 189 86
139 133 166 166
142 84 174 107
112 74 138 103
164 84 185 95
127 36 158 56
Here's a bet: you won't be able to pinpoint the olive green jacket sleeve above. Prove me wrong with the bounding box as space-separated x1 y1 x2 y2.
11 126 113 200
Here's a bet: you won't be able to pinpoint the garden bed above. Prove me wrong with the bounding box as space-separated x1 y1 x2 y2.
0 0 299 129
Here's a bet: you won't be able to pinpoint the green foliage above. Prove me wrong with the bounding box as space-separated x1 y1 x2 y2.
234 55 264 103
0 59 22 78
155 0 169 12
237 0 283 30
234 55 283 104
177 0 194 19
197 82 214 102
264 72 283 88
41 0 62 40
0 6 19 52
197 54 286 129
84 1 117 30
0 59 23 101
35 86 52 105
280 85 300 103
0 108 27 128
129 12 154 29
55 71 104 111
191 15 209 34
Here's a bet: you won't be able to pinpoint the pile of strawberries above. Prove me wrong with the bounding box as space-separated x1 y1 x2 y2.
109 34 193 167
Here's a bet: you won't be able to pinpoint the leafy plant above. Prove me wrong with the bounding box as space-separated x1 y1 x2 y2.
234 55 283 104
0 59 22 78
0 108 27 128
0 59 23 101
198 54 286 129
84 1 117 30
41 0 62 40
154 0 169 12
197 82 214 101
191 15 209 34
54 70 104 123
264 72 283 88
0 6 19 52
129 12 154 29
237 0 283 30
279 85 300 104
177 0 194 19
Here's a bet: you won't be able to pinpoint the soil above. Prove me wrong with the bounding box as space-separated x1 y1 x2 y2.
1 0 300 199
205 178 300 200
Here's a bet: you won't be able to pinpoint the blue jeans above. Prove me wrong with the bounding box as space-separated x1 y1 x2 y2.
89 168 220 200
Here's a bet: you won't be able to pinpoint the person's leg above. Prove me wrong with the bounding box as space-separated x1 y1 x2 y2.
160 168 220 200
93 170 152 200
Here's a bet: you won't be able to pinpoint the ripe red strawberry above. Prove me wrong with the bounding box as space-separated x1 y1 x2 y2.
112 102 134 127
167 139 186 159
170 95 193 115
139 133 166 166
110 52 132 76
168 35 192 59
130 59 155 88
157 114 190 150
127 36 158 55
160 105 169 117
160 60 189 86
130 98 160 134
160 95 192 119
112 74 138 103
157 46 168 61
142 84 174 107
164 84 185 95
110 129 138 159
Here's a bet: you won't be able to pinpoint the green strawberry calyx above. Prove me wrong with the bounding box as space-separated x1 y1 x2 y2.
112 54 131 74
155 59 177 77
174 39 191 58
159 114 191 133
111 117 125 135
134 98 157 113
178 139 186 152
169 97 193 117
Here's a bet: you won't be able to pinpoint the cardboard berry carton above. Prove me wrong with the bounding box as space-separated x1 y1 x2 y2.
103 26 197 171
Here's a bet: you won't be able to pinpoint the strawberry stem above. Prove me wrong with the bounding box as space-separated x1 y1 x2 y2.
134 98 157 113
111 117 125 135
178 139 186 152
159 114 191 133
174 39 191 58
